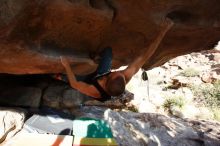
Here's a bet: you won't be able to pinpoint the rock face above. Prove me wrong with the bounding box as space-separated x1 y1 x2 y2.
0 108 25 144
77 107 220 146
0 0 220 74
1 106 220 146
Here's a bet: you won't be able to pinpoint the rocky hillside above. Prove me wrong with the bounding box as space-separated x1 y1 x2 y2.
127 45 220 122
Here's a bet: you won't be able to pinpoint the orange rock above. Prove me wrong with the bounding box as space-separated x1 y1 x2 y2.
0 0 220 74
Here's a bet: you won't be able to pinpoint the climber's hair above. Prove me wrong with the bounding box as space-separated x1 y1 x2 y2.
106 73 126 96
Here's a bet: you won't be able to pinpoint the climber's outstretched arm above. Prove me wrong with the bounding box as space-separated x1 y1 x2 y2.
60 57 100 98
122 18 174 82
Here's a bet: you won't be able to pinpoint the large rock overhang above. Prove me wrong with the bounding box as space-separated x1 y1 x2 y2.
0 0 220 75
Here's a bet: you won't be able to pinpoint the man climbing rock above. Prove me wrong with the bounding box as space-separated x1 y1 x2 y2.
60 18 174 101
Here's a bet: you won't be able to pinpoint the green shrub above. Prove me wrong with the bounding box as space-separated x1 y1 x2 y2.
163 96 186 111
189 80 220 108
180 68 200 77
126 105 138 113
213 80 220 99
212 108 220 122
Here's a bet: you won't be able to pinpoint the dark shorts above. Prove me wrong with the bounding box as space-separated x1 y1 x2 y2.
78 47 112 83
95 47 112 77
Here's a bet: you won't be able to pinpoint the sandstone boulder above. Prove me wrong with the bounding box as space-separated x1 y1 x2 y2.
0 0 220 74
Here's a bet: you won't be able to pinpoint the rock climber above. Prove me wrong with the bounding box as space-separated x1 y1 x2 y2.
60 18 174 101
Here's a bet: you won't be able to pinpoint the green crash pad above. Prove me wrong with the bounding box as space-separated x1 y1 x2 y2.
72 117 117 146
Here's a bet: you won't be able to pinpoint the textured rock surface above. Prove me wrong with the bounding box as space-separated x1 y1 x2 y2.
0 108 26 144
77 106 220 146
0 86 42 108
0 0 220 74
0 106 219 146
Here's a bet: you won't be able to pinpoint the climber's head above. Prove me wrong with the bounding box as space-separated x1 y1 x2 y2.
105 72 126 96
